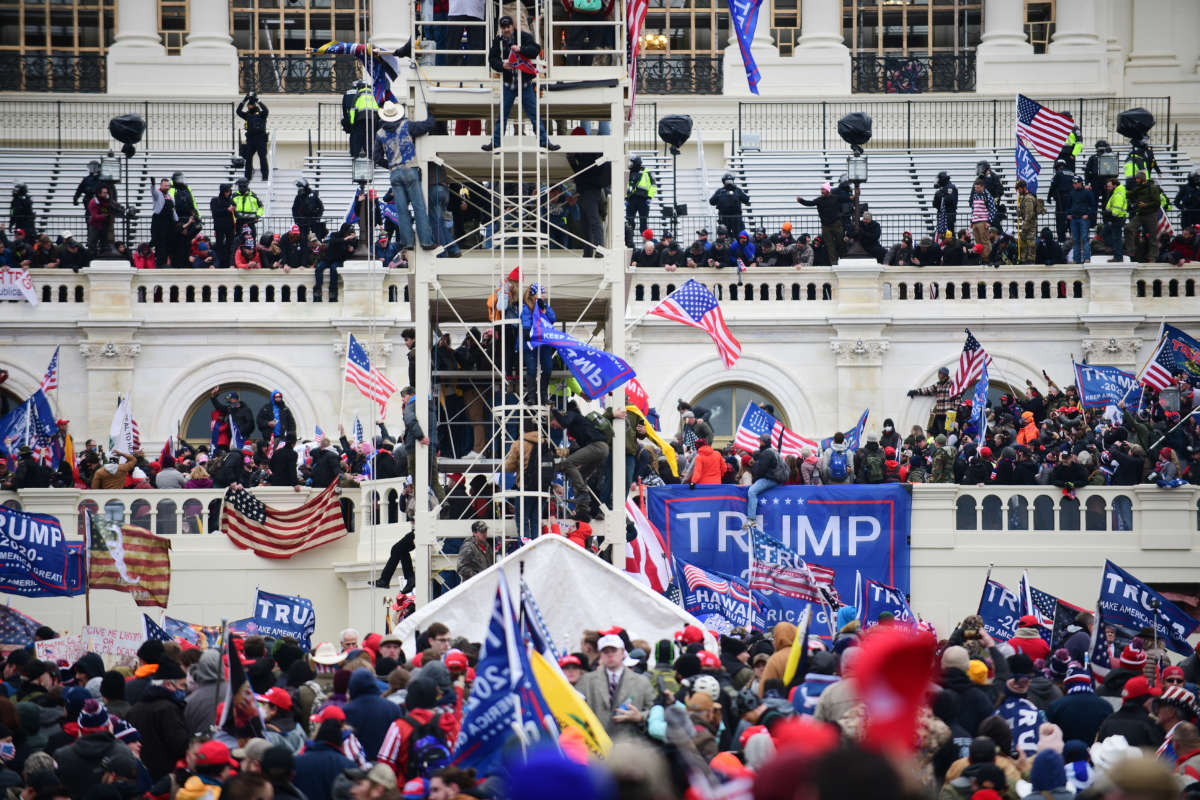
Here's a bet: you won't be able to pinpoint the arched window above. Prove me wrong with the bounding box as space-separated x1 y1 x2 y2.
180 384 272 443
688 383 787 447
0 387 22 419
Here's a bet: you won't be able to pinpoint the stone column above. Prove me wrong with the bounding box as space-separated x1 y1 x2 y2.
108 0 164 52
183 0 236 51
1125 0 1178 69
976 0 1032 53
178 0 240 94
371 0 412 52
722 0 786 96
1050 0 1101 48
748 0 848 96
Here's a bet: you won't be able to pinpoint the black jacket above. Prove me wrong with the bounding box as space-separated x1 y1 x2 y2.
939 668 993 737
282 234 308 268
1048 171 1074 207
710 186 750 217
1095 703 1164 749
933 182 958 214
551 408 606 448
237 99 270 137
212 396 255 439
375 449 400 479
750 447 781 481
269 446 299 486
124 684 191 780
797 194 842 225
215 451 253 489
257 401 297 440
489 31 541 86
310 448 341 488
568 152 610 190
12 455 51 489
292 191 324 226
53 733 134 798
210 193 235 230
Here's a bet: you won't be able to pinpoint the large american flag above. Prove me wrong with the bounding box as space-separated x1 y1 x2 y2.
1016 94 1075 160
1157 207 1174 239
626 0 649 119
649 279 741 368
344 333 398 415
0 605 42 645
748 528 835 604
949 329 993 398
221 481 348 559
734 402 818 457
40 346 59 393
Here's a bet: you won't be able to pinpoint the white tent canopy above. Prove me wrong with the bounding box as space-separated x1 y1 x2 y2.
395 536 715 655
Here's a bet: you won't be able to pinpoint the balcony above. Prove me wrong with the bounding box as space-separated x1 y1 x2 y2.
637 54 724 95
851 52 976 94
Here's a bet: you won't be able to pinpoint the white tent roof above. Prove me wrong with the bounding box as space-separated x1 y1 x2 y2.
395 535 715 655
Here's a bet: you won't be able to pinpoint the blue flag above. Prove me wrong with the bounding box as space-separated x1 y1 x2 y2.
1096 560 1198 657
142 614 173 643
528 311 636 399
861 576 916 626
1016 137 1041 196
0 390 60 469
1073 362 1142 408
251 589 316 650
229 415 245 452
162 615 222 648
0 506 84 598
821 409 869 452
675 558 756 632
977 577 1020 641
969 362 989 438
453 579 558 774
727 0 763 94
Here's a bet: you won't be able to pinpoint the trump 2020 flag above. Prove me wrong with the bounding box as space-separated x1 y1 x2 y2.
1016 137 1042 196
528 311 636 399
727 0 763 93
1073 362 1142 409
452 578 558 774
977 575 1020 641
1095 560 1198 656
820 409 869 452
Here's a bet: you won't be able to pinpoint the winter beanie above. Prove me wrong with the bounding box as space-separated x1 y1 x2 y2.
1030 750 1067 791
967 660 990 686
1119 644 1146 670
1064 662 1093 694
941 645 970 673
78 698 110 731
1049 649 1071 680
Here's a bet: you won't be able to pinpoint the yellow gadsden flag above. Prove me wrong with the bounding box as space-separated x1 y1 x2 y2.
528 649 612 757
625 405 678 477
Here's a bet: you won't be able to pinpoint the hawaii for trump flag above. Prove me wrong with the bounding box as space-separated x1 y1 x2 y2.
221 482 347 559
86 512 171 608
676 558 756 631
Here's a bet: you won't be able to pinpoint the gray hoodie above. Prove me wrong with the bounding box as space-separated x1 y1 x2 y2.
183 650 226 736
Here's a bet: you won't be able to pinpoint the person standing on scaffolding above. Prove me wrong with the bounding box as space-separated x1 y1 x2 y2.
482 16 560 152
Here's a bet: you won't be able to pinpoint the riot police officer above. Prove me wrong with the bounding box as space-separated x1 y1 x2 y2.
292 178 327 243
1177 170 1200 230
73 161 113 224
231 177 263 243
9 184 35 237
977 160 1003 199
933 171 958 237
709 172 750 239
1084 140 1114 214
1047 159 1074 243
236 92 270 181
626 155 655 246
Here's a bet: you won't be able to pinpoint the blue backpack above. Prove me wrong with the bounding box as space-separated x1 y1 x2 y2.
828 450 848 481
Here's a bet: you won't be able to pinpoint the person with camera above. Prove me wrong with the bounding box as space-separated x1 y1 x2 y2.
236 91 270 182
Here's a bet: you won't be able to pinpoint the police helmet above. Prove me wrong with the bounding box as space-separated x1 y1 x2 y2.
976 160 990 173
1095 140 1110 153
295 178 310 191
722 172 735 184
716 224 729 237
936 171 949 186
1190 170 1200 186
171 171 184 184
87 160 100 175
629 155 642 168
219 182 231 194
236 177 249 192
1054 159 1066 170
353 79 367 89
13 183 26 195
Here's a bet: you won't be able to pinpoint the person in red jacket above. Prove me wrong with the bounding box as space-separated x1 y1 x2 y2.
1007 615 1051 662
377 678 457 778
689 438 726 485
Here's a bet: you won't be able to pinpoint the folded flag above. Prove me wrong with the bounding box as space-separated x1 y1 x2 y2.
221 481 348 559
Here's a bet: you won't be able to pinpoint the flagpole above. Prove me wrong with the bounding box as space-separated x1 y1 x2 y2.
338 334 351 437
1148 404 1200 451
83 510 92 626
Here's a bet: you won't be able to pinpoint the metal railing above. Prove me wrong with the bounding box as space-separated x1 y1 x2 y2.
629 101 658 154
238 54 359 95
315 103 350 153
637 54 723 95
851 53 976 94
738 96 1172 151
0 53 106 93
22 215 347 248
0 100 237 152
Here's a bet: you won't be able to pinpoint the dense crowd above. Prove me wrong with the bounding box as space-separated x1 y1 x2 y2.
0 604 1198 800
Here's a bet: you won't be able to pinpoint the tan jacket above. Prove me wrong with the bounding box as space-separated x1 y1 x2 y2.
90 453 135 490
502 432 540 487
758 621 797 696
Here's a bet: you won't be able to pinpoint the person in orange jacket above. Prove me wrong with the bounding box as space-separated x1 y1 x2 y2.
688 438 727 485
1016 410 1039 446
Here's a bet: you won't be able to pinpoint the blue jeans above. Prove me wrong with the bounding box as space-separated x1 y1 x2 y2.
430 183 459 256
389 166 435 249
1105 219 1125 260
524 343 555 399
517 495 540 540
580 120 612 136
314 260 339 300
493 82 548 147
1070 218 1092 263
746 478 778 524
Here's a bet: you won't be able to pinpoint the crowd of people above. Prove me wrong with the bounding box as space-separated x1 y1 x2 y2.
0 600 1198 800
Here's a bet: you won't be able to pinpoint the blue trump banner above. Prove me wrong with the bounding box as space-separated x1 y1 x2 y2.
861 576 916 626
968 362 989 438
1016 137 1041 196
453 578 558 775
647 484 911 629
977 577 1020 641
252 589 316 650
1095 560 1198 657
0 506 83 598
529 312 636 399
1073 362 1142 408
727 0 763 93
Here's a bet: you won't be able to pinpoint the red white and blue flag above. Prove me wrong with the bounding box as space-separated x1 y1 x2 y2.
345 333 398 416
949 328 993 398
314 42 399 104
40 346 59 394
748 528 835 605
649 279 741 368
625 498 670 592
734 402 818 457
1016 94 1075 160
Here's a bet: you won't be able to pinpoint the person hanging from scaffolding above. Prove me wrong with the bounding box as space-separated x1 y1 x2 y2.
344 79 379 159
374 100 439 252
236 91 270 182
482 16 560 152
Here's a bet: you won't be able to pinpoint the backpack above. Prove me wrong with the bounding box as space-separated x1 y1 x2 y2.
403 713 451 779
864 452 884 483
1034 197 1047 215
769 451 790 483
572 0 603 12
828 450 848 481
585 411 614 444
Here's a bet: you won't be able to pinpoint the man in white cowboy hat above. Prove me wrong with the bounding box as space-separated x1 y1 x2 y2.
373 100 438 251
310 642 346 694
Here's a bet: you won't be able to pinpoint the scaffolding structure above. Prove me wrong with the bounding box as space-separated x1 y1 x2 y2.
394 1 630 608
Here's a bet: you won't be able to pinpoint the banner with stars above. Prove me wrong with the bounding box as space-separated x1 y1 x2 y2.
646 484 911 631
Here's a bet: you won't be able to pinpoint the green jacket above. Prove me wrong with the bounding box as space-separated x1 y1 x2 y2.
931 446 955 483
1128 179 1161 216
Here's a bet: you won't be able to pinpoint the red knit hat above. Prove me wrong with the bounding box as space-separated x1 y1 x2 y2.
1119 645 1147 669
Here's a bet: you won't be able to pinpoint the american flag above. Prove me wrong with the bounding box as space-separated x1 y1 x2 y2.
680 562 752 604
649 279 741 368
313 42 399 104
1140 323 1200 391
626 0 649 119
353 415 365 444
626 498 671 592
0 605 42 645
734 402 818 457
221 481 348 559
949 329 994 398
86 512 171 608
1016 94 1075 160
40 346 59 393
142 613 173 643
748 528 834 604
1020 572 1085 647
1157 208 1174 239
315 424 325 439
344 333 398 415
